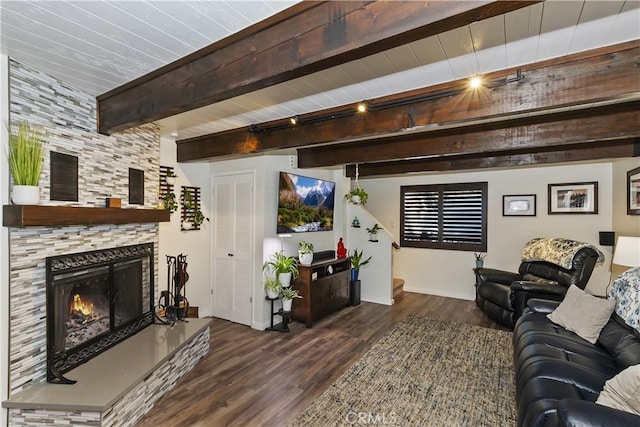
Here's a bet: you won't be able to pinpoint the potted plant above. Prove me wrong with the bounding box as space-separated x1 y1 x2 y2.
161 192 178 213
193 209 205 227
263 252 298 287
366 223 383 242
281 287 302 312
298 241 314 265
349 248 372 282
8 120 45 205
344 186 368 205
165 172 177 185
474 252 487 269
264 278 282 299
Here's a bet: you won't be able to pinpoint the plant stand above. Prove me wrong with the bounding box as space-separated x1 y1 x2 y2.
350 280 361 306
265 296 290 332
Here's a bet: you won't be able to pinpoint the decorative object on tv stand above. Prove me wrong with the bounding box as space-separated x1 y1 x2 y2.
337 237 347 259
263 252 299 287
281 287 302 312
474 252 487 268
349 248 372 282
264 278 282 299
8 120 45 205
366 223 383 242
298 241 314 265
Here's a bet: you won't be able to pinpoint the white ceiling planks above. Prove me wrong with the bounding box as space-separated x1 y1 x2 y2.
0 0 638 141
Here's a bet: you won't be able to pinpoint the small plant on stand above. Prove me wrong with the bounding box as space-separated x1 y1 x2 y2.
349 248 372 282
162 192 178 213
281 287 302 312
474 252 487 269
264 278 282 299
263 252 299 287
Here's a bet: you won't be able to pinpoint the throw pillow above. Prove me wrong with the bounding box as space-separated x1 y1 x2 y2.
596 364 640 415
547 285 616 344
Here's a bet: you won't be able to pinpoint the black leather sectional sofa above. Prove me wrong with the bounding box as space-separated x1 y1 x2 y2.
513 298 640 426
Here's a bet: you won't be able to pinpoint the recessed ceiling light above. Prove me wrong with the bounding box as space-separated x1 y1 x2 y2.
169 131 179 138
469 76 482 89
357 102 367 113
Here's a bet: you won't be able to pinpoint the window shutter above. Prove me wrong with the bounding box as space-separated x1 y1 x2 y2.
401 182 487 251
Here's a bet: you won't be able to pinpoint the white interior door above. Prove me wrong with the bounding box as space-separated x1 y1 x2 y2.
211 172 254 325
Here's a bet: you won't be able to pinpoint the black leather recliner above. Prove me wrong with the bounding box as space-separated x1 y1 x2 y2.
475 246 600 328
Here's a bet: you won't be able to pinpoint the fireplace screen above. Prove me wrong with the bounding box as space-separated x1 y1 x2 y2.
46 243 154 383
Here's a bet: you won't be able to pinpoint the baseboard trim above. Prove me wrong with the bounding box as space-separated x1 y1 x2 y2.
403 286 474 301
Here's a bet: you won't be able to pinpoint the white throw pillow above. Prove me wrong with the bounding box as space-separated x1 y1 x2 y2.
547 285 615 344
596 364 640 415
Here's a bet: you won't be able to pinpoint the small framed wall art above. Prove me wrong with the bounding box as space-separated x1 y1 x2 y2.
548 182 598 214
627 166 640 215
503 194 536 216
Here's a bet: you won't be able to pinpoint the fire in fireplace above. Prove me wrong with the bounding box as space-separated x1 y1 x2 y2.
46 243 155 383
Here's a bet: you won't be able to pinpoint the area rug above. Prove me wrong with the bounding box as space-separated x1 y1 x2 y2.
289 316 516 426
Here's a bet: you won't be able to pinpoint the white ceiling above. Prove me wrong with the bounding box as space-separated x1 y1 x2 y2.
1 1 639 141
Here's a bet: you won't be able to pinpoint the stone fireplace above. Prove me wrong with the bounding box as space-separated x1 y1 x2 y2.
46 243 154 383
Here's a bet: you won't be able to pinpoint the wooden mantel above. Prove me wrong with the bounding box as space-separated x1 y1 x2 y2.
2 205 170 227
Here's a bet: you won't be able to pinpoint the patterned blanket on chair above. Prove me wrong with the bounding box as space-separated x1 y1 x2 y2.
521 237 605 270
608 266 640 332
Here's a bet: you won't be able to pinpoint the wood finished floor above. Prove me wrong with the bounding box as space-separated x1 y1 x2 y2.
136 292 507 427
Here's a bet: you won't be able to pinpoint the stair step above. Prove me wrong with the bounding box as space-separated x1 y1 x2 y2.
393 278 404 297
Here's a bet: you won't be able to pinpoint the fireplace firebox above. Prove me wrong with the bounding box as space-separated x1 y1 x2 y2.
46 243 155 383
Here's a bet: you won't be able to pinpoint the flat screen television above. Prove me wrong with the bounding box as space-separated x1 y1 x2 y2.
277 171 335 233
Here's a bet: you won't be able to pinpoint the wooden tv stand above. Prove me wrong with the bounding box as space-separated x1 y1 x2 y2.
291 257 351 328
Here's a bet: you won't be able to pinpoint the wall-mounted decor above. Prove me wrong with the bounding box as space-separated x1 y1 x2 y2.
50 151 78 202
181 186 203 231
502 194 536 216
548 182 598 215
159 165 177 212
129 168 144 205
627 166 640 215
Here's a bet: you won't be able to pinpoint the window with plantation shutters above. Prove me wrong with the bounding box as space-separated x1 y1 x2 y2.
400 182 487 251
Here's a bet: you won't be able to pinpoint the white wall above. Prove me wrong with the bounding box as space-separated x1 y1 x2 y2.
159 137 211 316
362 163 615 299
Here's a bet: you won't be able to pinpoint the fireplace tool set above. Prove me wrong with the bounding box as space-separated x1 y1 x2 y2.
156 254 190 324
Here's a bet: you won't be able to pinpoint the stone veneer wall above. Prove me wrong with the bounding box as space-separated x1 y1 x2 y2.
8 59 161 395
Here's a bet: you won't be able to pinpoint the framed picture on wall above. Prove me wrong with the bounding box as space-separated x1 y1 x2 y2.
502 194 536 216
548 182 598 214
628 166 640 215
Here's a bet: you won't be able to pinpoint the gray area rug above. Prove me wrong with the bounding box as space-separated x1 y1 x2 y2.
289 316 516 426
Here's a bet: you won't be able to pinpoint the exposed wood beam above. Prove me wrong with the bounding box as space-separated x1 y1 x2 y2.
176 41 640 162
97 0 538 135
344 140 638 177
298 100 640 168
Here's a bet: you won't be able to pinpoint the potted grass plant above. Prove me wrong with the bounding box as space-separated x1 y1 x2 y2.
264 278 282 299
8 120 45 205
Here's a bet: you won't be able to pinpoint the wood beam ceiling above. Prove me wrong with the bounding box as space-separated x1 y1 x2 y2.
176 41 640 172
344 139 639 177
96 0 538 135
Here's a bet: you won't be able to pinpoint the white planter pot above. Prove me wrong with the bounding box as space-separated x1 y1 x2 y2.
282 299 293 312
350 195 361 204
299 251 313 265
182 222 193 230
266 288 280 299
165 176 176 185
12 185 40 205
279 272 292 287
